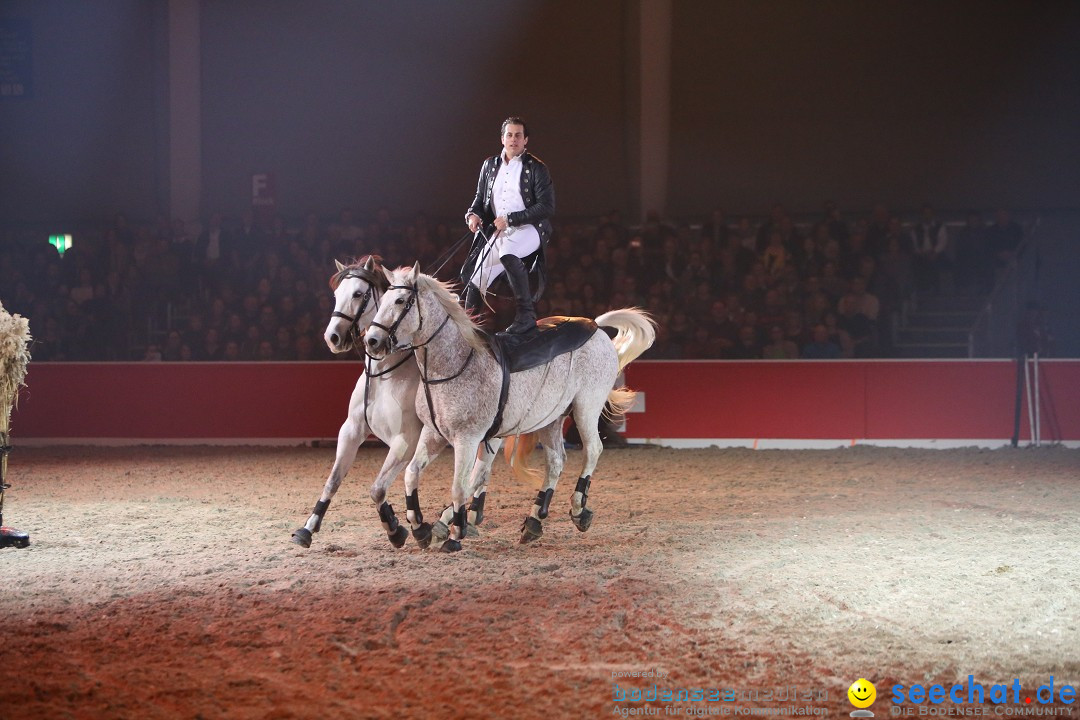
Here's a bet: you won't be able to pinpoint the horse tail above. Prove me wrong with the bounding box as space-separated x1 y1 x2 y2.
595 307 657 371
604 387 638 421
504 432 542 486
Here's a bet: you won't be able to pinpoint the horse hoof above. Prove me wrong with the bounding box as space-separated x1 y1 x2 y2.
439 539 462 553
571 508 594 532
431 520 450 543
519 516 543 544
412 522 433 549
291 528 313 548
388 524 409 548
465 523 479 538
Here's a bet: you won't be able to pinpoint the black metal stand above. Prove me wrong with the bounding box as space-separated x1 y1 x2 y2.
0 436 29 549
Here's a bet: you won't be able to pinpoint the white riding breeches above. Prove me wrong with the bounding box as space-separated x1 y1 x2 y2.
469 224 541 293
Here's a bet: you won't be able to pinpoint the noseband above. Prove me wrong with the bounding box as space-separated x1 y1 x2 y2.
368 283 434 353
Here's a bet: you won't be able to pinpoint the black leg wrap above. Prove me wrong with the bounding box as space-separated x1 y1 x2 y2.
405 489 423 525
377 502 399 532
534 488 554 520
574 476 591 507
468 491 487 526
453 505 468 533
378 503 408 548
570 476 594 532
311 498 331 532
441 507 466 552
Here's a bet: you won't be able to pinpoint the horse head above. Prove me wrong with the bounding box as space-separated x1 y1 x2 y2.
324 255 387 353
364 262 425 359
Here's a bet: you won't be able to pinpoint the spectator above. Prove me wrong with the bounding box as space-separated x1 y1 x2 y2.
727 325 762 359
836 296 876 357
910 203 950 291
161 330 185 361
801 323 843 359
762 325 799 359
223 340 242 361
841 276 880 323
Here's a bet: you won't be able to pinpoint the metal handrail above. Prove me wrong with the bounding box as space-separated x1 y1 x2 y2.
967 216 1040 358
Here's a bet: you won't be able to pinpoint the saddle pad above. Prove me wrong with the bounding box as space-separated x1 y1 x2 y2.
479 316 601 443
501 316 598 373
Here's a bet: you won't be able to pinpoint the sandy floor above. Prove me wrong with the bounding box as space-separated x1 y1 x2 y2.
1 444 1078 719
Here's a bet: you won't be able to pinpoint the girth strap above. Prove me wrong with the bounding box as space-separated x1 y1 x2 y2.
481 335 512 453
420 345 475 441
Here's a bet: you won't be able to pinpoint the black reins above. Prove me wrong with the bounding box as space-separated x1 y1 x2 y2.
367 281 474 440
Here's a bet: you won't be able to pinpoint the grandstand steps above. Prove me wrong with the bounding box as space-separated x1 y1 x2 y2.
892 292 987 358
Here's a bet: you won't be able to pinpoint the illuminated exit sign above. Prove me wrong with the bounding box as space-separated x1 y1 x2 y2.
48 234 72 256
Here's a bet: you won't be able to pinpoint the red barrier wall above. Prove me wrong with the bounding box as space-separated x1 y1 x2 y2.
10 360 1080 443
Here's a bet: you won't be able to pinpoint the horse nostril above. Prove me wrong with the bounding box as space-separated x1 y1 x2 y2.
330 333 340 346
367 336 378 347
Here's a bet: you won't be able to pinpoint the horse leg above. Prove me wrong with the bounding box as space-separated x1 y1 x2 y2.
569 400 605 533
369 435 414 549
291 402 368 548
466 439 501 534
433 438 499 541
519 418 565 544
403 426 449 549
440 438 483 553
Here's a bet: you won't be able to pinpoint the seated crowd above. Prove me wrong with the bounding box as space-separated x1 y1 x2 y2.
0 203 1023 362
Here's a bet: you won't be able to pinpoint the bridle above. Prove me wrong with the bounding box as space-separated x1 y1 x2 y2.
331 267 387 354
367 280 474 440
367 282 454 355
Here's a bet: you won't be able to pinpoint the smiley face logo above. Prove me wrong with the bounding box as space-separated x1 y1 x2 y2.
848 678 877 709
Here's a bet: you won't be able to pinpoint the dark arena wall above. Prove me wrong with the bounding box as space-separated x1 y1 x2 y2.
3 1 1079 224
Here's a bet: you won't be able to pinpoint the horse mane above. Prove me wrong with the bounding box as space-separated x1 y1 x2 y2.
329 255 388 291
404 270 487 354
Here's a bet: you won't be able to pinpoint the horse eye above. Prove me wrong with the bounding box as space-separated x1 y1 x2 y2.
395 297 404 304
353 291 363 298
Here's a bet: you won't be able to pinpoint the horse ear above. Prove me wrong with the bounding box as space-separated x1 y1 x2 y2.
362 256 375 271
408 261 420 282
335 259 346 272
381 265 395 284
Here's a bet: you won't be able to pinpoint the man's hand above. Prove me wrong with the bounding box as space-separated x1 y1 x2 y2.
467 213 482 233
493 216 509 232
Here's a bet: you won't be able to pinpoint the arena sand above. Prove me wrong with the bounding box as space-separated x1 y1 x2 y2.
1 444 1078 719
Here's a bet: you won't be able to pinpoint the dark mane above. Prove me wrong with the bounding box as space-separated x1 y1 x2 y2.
329 255 388 291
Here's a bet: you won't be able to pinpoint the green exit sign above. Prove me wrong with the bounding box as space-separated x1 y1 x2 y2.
48 234 72 255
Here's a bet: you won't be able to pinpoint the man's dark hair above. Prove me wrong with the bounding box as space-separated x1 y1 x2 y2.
501 116 529 138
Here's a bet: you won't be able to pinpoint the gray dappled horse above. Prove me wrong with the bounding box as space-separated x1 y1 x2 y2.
291 257 531 550
364 262 656 552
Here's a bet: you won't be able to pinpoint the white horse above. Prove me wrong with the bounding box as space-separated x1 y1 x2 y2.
291 257 531 550
364 263 656 552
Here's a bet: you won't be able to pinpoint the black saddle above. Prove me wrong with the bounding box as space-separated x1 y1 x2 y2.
480 316 610 444
492 316 601 373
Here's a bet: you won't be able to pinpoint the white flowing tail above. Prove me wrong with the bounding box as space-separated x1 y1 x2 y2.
595 308 656 418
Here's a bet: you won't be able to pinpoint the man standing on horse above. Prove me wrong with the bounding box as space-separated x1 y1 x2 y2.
462 116 555 335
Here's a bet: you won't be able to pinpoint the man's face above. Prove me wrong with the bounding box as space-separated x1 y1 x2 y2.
501 123 528 159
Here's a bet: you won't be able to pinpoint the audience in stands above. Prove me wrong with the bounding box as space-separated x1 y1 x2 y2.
0 201 1024 362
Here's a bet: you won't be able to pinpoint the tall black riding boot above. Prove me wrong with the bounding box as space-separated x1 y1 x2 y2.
499 254 537 335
